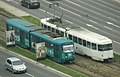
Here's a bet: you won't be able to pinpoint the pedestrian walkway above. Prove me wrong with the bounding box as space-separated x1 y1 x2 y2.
0 1 29 17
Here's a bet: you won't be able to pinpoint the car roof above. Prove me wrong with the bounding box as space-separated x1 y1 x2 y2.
7 57 21 62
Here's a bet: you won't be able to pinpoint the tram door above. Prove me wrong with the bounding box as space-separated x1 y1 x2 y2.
54 44 59 61
20 31 25 47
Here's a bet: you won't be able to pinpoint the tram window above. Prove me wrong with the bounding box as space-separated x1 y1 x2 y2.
87 41 91 48
92 43 96 50
32 35 35 42
26 33 29 39
21 32 25 39
44 25 47 29
68 34 72 40
108 43 113 50
41 23 44 28
52 28 54 32
83 40 86 47
73 36 77 43
35 36 40 43
56 29 59 34
9 26 13 30
98 44 113 51
45 42 51 48
78 38 82 45
15 28 20 34
60 31 64 36
48 26 51 31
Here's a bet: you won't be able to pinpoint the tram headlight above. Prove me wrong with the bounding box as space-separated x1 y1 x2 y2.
65 56 67 58
101 55 103 57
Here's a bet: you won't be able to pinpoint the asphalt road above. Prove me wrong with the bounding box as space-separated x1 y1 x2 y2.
1 0 120 54
0 47 69 77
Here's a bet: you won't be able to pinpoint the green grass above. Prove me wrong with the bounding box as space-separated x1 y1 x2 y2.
22 16 40 26
40 60 87 77
6 46 36 60
0 39 87 77
114 53 120 63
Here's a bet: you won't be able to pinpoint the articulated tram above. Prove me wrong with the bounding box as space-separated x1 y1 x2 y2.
41 17 114 61
6 18 75 63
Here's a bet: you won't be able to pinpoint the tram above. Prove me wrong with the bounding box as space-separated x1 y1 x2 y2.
6 18 75 63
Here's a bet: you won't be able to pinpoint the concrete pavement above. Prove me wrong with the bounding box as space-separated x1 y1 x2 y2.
0 1 29 17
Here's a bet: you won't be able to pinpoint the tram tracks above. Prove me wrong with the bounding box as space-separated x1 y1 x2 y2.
64 54 120 77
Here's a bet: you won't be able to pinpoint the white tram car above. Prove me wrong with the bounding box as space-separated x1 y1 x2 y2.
41 17 114 61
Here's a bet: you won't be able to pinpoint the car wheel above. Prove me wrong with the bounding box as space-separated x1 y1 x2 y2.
5 65 8 70
27 5 30 9
24 69 27 73
21 3 23 6
12 69 15 74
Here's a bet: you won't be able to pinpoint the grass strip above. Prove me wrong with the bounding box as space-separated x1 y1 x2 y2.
22 16 40 26
114 53 120 63
40 60 87 77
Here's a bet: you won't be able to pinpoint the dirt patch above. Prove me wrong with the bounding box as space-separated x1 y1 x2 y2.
65 55 120 77
0 14 6 41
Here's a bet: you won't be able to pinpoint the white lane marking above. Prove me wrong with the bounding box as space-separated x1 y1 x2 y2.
65 20 73 24
106 21 120 28
11 0 19 4
65 0 102 16
38 9 53 16
89 20 98 24
104 26 113 30
59 7 82 17
86 24 99 30
44 0 82 18
86 24 93 27
25 73 34 77
38 9 61 18
91 26 99 30
113 40 120 45
6 0 11 1
90 0 120 16
108 17 117 22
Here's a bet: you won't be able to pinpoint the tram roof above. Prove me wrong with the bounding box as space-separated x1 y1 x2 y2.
31 29 72 45
6 19 34 32
29 26 62 38
41 18 80 30
67 28 112 44
41 18 112 44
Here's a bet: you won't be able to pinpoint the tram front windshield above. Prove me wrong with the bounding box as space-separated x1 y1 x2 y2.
62 45 74 52
98 43 113 51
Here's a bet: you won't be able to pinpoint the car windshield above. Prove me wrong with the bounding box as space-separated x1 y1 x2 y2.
31 0 38 2
13 60 23 65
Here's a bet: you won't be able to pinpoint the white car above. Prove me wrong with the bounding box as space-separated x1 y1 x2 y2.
5 57 27 73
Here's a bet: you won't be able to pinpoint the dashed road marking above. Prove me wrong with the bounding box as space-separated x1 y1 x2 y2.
106 21 120 28
25 73 34 77
86 24 99 30
11 0 19 4
104 26 113 30
89 20 98 24
113 40 120 45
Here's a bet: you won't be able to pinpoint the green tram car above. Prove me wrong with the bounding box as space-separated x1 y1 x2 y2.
6 19 75 63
